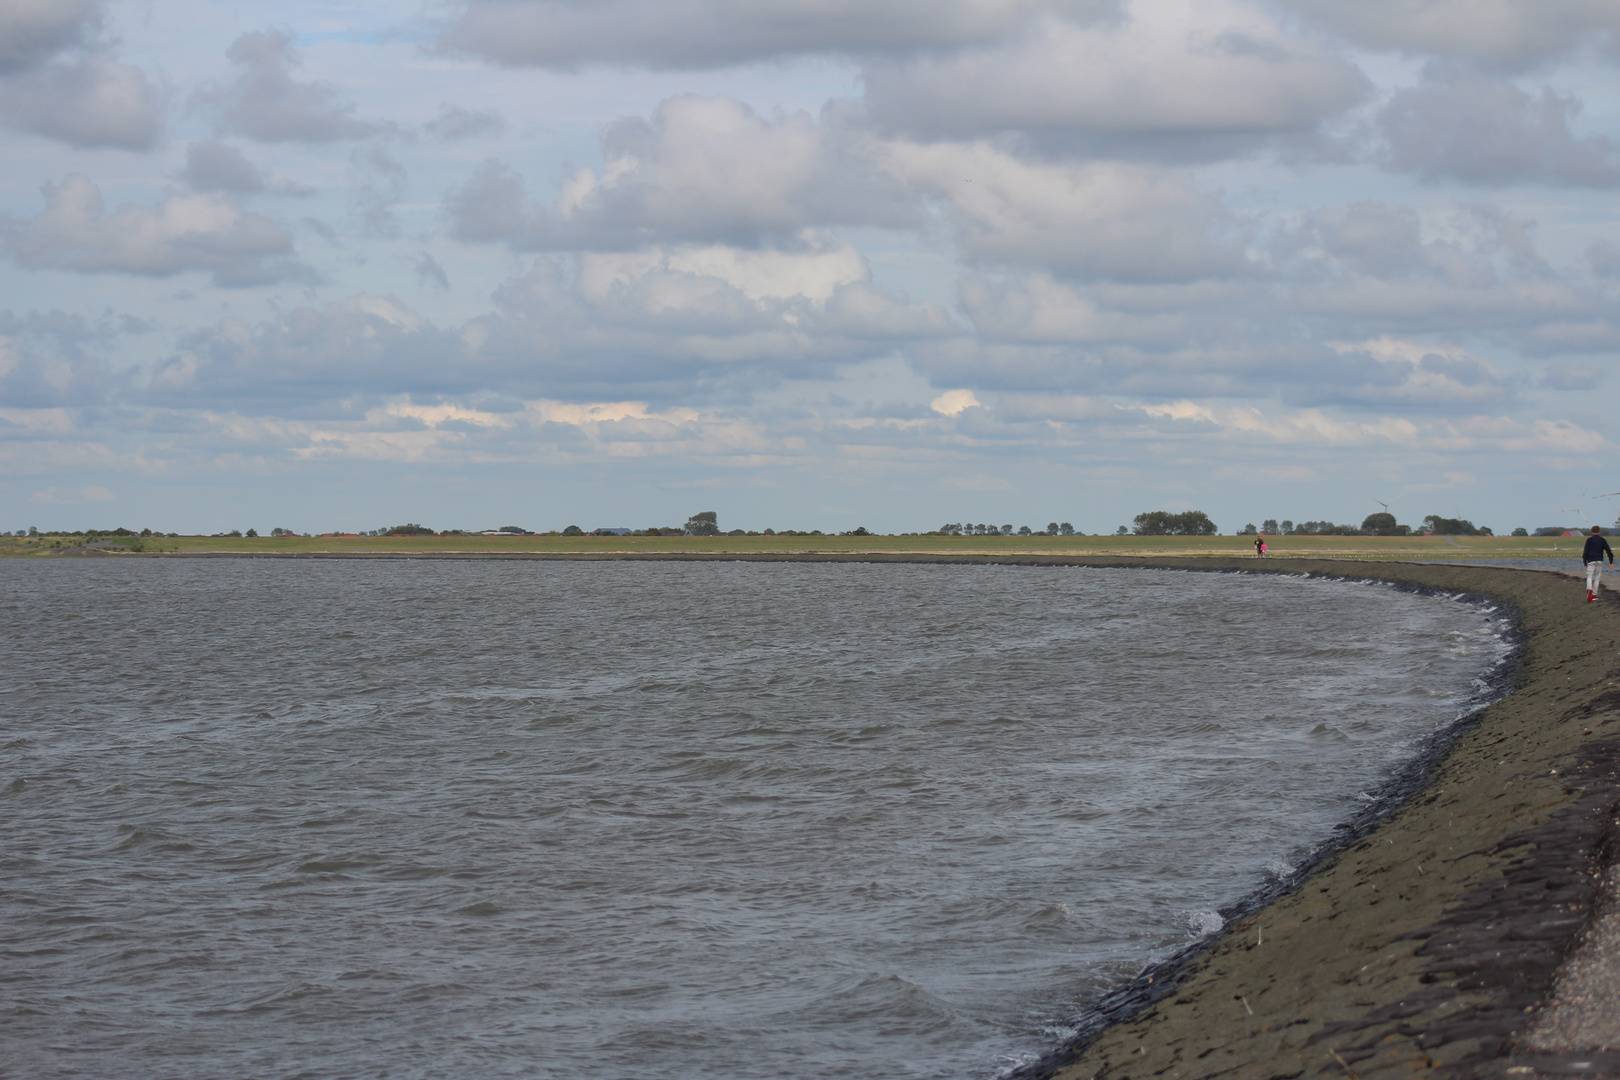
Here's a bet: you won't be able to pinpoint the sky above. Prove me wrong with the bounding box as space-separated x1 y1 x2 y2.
2 0 1619 536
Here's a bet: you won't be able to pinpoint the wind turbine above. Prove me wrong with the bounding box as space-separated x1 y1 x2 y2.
1594 492 1620 532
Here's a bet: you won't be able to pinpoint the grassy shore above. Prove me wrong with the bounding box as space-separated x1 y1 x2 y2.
0 530 1593 561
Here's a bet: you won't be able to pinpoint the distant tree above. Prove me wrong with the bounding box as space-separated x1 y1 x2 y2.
385 523 433 536
1422 515 1480 536
1292 520 1360 535
498 525 528 534
1000 524 1013 535
1018 525 1033 536
1133 510 1217 536
1060 522 1074 535
1280 520 1294 534
845 526 870 536
1261 519 1278 534
728 528 747 536
245 528 259 537
1045 522 1059 535
1132 512 1171 535
1511 528 1529 536
1238 523 1258 535
1361 512 1398 535
1115 525 1129 535
685 511 721 536
561 525 584 536
226 529 242 537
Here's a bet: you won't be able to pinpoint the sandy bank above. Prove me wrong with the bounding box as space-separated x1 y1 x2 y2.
141 551 1620 1075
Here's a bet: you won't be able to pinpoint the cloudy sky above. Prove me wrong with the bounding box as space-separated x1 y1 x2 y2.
3 0 1618 535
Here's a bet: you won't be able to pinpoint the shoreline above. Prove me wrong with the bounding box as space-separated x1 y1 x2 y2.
31 552 1620 1075
1004 558 1617 1079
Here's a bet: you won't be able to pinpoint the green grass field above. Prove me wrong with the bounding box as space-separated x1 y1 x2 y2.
0 531 1593 561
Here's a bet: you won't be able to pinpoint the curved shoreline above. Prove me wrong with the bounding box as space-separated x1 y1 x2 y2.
102 552 1620 1074
1001 558 1619 1080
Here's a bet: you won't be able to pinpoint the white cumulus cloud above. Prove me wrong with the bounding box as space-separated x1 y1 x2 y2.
5 174 306 287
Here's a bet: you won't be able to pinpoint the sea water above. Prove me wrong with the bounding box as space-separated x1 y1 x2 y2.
0 560 1511 1079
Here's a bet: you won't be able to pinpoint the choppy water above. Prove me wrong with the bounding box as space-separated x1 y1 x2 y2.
1 560 1509 1080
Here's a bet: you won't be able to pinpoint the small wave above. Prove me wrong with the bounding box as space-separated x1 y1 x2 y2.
453 900 502 916
794 972 966 1036
1264 857 1296 880
1020 903 1077 929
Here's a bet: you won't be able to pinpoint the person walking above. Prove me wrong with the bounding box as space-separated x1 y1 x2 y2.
1584 526 1614 603
1254 535 1266 557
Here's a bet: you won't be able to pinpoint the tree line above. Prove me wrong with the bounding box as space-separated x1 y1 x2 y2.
21 508 1568 542
1237 512 1494 537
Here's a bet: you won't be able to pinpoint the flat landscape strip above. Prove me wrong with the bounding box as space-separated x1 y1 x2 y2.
0 531 1599 562
27 549 1619 1076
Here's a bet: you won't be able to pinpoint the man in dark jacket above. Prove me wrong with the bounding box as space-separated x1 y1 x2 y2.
1584 526 1614 603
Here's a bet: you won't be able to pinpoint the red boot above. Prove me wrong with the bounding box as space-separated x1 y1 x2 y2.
1588 590 1596 603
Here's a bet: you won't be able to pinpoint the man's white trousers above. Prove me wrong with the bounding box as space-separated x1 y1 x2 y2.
1587 560 1605 594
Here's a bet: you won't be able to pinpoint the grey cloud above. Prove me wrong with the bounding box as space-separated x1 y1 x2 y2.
144 247 958 411
413 251 450 290
1590 241 1620 278
146 296 460 411
910 329 1524 413
0 1 164 149
182 139 265 192
1290 202 1546 285
448 96 918 249
1277 348 1520 411
1280 0 1620 70
476 258 956 393
878 145 1248 281
424 102 505 141
435 0 1115 69
1542 362 1604 390
0 306 137 407
957 272 1201 344
350 144 408 238
861 5 1367 149
1379 72 1619 187
1 52 164 149
1275 201 1600 337
905 336 1316 401
301 216 339 244
198 30 382 143
4 174 311 287
1524 321 1620 355
0 0 100 73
